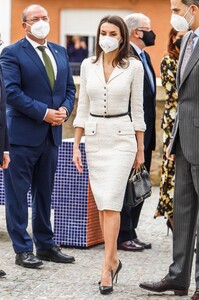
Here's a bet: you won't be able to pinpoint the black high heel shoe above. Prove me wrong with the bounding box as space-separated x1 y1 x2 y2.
166 219 173 235
113 259 122 284
99 271 113 295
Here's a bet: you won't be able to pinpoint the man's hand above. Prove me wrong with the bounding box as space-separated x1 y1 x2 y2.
0 153 10 169
58 106 69 121
44 108 67 126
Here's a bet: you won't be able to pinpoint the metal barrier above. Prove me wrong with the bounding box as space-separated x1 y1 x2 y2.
69 62 81 76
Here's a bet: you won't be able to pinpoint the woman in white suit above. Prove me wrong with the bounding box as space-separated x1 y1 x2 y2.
73 15 145 295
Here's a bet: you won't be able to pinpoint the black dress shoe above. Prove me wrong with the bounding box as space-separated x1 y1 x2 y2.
37 246 75 263
15 252 43 269
117 240 144 251
132 238 152 249
139 278 188 296
0 270 6 277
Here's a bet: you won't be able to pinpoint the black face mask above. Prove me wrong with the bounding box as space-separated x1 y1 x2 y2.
139 30 156 47
174 38 182 50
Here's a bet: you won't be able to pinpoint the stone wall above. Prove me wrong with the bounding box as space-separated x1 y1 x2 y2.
62 76 166 186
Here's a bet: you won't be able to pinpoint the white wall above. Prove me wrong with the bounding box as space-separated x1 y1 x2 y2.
60 9 132 48
0 0 11 49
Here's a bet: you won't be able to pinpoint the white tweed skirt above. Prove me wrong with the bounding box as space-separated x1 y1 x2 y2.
84 116 137 211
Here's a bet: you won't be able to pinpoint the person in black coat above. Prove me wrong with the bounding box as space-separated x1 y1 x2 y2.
117 13 156 252
0 39 10 277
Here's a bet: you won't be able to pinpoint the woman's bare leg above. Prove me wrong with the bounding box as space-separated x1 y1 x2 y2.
100 210 120 286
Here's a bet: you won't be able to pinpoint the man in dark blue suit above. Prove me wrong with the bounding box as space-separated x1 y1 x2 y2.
0 37 10 277
0 4 76 268
118 13 156 251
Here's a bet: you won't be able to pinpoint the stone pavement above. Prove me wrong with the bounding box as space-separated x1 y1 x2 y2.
0 187 196 300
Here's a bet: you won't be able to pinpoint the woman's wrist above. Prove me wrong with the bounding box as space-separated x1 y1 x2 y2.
73 143 80 150
137 146 144 152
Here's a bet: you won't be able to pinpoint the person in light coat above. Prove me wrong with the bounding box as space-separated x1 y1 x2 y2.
73 15 145 295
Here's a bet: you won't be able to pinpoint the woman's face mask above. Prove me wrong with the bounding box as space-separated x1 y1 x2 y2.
174 38 182 50
99 36 119 53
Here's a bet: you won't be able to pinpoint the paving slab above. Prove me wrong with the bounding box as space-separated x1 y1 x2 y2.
0 187 196 299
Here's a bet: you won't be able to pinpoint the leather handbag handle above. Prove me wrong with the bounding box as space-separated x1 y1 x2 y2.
129 164 146 183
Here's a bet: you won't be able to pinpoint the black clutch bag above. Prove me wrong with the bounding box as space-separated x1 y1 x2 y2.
124 165 152 207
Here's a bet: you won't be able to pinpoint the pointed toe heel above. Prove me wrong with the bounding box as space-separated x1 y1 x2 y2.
113 259 122 284
99 285 113 295
99 271 114 295
166 219 173 235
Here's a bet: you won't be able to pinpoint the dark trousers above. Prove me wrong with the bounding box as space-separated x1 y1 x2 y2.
118 144 152 244
4 130 58 253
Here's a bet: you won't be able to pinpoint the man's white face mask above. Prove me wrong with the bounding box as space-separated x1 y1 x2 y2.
170 6 194 31
28 20 50 39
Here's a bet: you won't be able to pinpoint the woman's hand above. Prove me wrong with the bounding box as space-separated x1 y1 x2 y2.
133 149 145 170
134 131 145 169
73 146 83 173
166 143 175 161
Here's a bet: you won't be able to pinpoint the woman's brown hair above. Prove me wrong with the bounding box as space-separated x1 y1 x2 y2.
93 15 131 68
167 28 179 59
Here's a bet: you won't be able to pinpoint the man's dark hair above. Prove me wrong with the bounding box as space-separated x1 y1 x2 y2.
182 0 199 6
93 15 130 68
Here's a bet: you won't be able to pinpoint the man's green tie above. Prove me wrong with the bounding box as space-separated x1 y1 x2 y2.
38 46 55 89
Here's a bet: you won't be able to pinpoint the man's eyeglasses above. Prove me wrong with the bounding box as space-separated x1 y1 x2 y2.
137 27 151 32
0 40 4 46
25 16 49 23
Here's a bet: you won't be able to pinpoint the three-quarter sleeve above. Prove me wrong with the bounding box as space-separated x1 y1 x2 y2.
130 60 146 132
73 59 90 128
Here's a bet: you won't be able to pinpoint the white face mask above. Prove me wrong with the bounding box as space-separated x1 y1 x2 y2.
99 36 119 53
29 20 50 39
170 6 194 31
